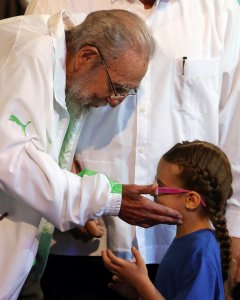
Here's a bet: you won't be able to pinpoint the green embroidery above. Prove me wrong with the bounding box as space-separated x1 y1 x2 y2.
110 181 122 193
9 114 31 136
78 169 97 177
78 169 122 193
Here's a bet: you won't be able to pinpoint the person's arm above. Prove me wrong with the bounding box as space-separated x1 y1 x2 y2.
69 157 105 241
102 247 165 300
69 157 182 242
76 170 182 228
0 15 182 233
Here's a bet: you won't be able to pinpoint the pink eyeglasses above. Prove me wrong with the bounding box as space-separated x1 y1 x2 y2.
157 187 207 207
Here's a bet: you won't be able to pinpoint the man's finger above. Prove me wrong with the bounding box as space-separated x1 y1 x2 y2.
123 183 158 196
120 216 181 228
120 196 182 219
147 201 182 218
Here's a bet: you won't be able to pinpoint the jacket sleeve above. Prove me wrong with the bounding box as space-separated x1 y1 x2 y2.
0 15 121 231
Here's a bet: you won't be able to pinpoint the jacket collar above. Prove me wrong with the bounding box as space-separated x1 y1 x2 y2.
47 11 74 110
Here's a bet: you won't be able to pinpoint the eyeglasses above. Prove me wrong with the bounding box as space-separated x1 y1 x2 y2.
157 187 207 207
90 45 137 101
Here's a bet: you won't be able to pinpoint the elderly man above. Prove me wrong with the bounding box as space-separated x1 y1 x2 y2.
0 9 183 299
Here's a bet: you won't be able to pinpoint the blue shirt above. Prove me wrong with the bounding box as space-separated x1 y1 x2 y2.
154 229 224 300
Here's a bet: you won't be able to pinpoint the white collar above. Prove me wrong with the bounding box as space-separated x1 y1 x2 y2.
111 0 162 4
48 11 74 109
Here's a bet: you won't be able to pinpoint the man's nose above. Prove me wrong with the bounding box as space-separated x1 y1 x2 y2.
107 96 126 108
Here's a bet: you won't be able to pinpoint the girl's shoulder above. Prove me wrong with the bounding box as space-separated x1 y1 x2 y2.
173 229 219 257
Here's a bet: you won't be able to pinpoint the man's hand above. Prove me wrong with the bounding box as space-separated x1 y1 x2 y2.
119 183 182 228
70 220 104 243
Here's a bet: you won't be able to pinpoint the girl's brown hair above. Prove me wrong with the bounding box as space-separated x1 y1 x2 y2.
163 140 232 299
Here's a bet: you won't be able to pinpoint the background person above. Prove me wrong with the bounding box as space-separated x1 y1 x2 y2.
0 0 28 19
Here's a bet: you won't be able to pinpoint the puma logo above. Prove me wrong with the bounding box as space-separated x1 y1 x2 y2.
9 114 32 136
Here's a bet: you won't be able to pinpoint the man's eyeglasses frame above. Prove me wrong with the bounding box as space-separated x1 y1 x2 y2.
89 44 137 101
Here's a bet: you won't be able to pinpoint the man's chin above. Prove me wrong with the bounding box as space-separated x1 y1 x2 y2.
66 93 109 114
85 98 108 108
92 102 108 108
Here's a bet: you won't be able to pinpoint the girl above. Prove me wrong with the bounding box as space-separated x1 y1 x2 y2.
102 141 233 300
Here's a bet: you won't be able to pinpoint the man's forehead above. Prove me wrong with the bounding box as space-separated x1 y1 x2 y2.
108 51 148 83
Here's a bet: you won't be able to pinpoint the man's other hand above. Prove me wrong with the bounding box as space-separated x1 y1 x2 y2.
70 220 104 242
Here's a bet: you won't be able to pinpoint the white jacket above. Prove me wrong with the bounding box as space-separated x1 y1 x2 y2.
26 0 240 264
0 12 121 299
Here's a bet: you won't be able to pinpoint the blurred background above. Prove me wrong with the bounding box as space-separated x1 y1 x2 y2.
0 0 28 19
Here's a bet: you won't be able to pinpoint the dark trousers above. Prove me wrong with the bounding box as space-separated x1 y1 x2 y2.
19 255 240 300
40 255 158 300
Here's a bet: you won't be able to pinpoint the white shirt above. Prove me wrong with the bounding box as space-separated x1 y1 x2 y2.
26 0 240 264
0 12 121 299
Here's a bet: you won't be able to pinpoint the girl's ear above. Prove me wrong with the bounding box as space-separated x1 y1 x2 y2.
184 192 201 210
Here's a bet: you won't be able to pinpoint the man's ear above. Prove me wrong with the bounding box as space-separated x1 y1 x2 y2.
184 192 201 210
74 45 99 70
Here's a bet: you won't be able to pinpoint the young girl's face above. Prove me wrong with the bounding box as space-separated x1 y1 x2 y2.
155 158 186 212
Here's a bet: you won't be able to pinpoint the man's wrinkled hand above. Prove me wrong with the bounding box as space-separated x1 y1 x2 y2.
70 220 104 243
119 183 182 228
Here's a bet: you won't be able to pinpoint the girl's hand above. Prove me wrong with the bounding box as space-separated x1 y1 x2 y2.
108 275 139 300
102 247 165 300
102 246 148 289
